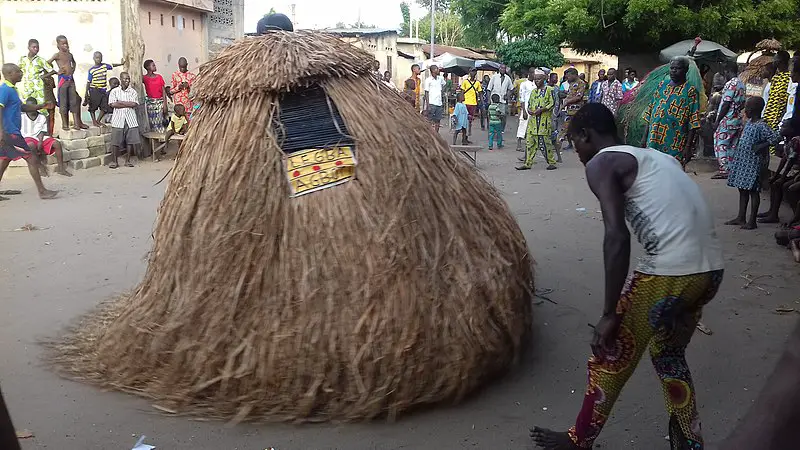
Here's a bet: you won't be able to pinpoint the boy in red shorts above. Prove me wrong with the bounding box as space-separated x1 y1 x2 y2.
21 97 71 177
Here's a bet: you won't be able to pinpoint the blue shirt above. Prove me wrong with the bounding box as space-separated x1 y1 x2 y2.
0 81 22 135
452 102 469 130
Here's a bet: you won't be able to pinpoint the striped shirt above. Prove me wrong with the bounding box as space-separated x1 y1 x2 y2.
88 63 113 90
108 86 139 128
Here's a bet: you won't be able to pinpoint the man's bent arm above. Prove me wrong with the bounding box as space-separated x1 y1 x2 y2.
587 156 631 316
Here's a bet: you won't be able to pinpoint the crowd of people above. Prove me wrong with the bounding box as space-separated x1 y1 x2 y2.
0 35 196 200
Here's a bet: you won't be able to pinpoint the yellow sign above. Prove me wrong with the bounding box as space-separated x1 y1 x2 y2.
285 146 357 197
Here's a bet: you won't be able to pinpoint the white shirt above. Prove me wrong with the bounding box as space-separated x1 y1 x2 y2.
763 82 771 108
20 113 48 139
782 82 798 123
108 86 139 128
424 75 446 107
382 79 397 91
518 80 535 110
596 145 724 276
487 73 513 104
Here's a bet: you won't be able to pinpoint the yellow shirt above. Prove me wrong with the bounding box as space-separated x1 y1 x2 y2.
460 78 482 106
170 114 188 132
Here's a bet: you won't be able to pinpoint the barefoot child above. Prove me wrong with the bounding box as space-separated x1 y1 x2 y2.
0 63 58 200
83 51 122 127
157 104 188 160
21 97 71 177
47 35 87 130
103 77 120 124
401 78 417 108
451 92 471 145
725 97 781 229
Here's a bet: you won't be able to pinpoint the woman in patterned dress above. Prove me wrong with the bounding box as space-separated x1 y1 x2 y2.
726 97 781 230
170 57 196 117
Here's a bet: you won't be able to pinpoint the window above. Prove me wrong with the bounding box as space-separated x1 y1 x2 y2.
171 16 175 27
148 11 151 25
160 14 164 26
386 56 392 73
192 19 196 30
182 17 186 29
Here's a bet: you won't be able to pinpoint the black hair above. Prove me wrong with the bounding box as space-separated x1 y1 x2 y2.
745 96 765 116
776 50 791 63
411 63 420 70
567 103 618 138
28 39 38 46
25 96 37 103
55 35 67 42
174 104 186 113
565 67 578 76
491 93 500 102
629 69 638 75
143 59 154 71
108 77 120 85
256 13 294 33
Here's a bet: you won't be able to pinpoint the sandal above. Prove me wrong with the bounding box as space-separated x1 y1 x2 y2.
109 162 119 169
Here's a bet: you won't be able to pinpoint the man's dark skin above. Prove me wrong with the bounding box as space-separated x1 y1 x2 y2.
531 109 636 450
641 57 697 167
107 72 139 168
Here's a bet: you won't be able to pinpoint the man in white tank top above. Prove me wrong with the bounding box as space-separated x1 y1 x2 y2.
532 104 724 450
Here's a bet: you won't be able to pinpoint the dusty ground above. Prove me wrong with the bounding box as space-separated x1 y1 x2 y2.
1 117 798 450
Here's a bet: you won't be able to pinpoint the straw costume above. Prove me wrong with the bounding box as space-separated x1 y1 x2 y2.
49 30 533 422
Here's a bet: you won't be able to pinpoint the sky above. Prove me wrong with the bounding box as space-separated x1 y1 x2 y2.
243 0 428 32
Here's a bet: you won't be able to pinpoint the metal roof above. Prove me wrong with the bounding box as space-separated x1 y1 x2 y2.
321 28 398 37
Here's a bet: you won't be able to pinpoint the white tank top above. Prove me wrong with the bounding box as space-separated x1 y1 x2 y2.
597 145 724 276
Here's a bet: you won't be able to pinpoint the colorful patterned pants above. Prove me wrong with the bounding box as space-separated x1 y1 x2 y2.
524 134 556 167
568 270 724 449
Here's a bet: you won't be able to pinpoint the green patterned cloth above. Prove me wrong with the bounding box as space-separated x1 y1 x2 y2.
18 55 53 109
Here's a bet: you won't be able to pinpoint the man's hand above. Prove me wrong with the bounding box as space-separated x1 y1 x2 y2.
591 313 623 360
534 108 543 117
522 109 528 120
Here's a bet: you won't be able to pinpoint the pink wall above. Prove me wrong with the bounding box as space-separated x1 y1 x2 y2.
140 0 205 86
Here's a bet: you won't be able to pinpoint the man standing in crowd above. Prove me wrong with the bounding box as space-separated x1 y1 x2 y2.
409 64 423 113
642 56 701 167
623 68 639 93
712 62 746 179
532 103 724 450
107 72 141 169
549 71 563 163
0 63 58 200
460 68 482 136
479 74 491 130
517 69 557 171
559 68 586 151
423 65 446 133
487 65 513 131
588 69 605 104
600 68 624 116
18 39 55 133
763 51 792 146
515 68 535 153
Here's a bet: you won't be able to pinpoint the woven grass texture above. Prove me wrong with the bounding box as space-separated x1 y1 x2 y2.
48 31 534 422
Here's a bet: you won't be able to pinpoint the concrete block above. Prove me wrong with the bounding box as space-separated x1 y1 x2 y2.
87 135 105 148
68 159 84 170
58 129 87 140
83 156 102 169
88 145 107 157
101 126 112 135
63 139 88 151
101 153 115 166
65 148 90 160
103 133 112 143
86 127 101 137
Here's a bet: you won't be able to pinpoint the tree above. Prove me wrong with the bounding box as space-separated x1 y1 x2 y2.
496 39 564 73
500 0 800 55
418 11 466 47
451 0 509 48
121 0 148 132
400 2 411 37
416 0 451 13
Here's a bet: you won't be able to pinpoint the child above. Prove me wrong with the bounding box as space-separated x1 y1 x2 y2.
47 35 88 130
487 93 504 150
451 92 471 145
725 96 781 229
103 77 120 123
83 51 123 127
401 78 417 108
20 97 71 177
157 104 188 160
758 120 800 224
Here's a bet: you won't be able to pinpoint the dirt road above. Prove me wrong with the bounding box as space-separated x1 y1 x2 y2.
1 120 797 449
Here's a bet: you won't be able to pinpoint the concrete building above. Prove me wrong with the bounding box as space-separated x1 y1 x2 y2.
324 29 400 87
397 37 426 85
554 48 618 81
0 0 243 99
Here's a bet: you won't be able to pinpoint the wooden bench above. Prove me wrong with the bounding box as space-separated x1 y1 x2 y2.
142 131 186 161
451 145 483 166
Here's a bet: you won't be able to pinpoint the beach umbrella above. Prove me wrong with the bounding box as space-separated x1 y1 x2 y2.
659 39 738 64
475 60 500 71
49 31 533 423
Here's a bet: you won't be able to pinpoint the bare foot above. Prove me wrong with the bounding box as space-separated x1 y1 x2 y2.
71 125 82 131
108 162 119 169
741 222 757 230
0 195 8 201
38 189 58 199
757 211 770 218
61 125 70 131
92 121 102 127
758 216 780 223
57 168 72 177
725 218 746 225
791 241 800 263
530 427 580 449
79 123 89 130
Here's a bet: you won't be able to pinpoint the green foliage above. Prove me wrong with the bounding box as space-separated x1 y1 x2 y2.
400 2 411 37
418 11 467 47
496 39 565 73
500 0 800 54
451 0 509 48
